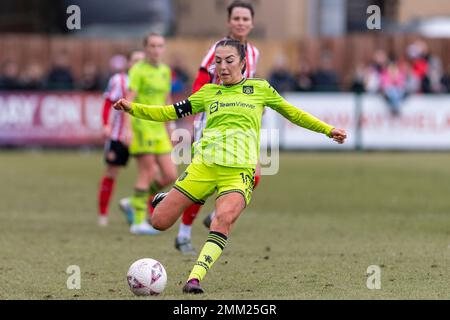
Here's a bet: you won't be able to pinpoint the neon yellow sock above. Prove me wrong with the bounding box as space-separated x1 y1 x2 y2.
131 189 148 224
188 231 228 281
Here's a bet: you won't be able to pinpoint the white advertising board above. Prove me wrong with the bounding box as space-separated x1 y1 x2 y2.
261 93 450 150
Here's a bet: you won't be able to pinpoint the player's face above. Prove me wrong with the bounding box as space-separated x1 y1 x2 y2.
215 45 245 85
129 51 145 68
228 7 253 40
145 36 165 64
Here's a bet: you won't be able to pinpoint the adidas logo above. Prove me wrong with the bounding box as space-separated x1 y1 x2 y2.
215 90 222 95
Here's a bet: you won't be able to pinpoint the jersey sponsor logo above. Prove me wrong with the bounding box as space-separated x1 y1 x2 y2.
209 101 219 114
215 90 222 95
243 85 254 95
209 100 256 115
219 101 256 109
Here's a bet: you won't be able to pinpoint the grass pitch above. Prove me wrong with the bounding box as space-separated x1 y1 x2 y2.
0 150 449 299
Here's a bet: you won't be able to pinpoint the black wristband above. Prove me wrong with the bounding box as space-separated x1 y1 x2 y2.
174 100 193 118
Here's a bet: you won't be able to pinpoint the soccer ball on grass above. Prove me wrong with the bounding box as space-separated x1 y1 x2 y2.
127 258 167 296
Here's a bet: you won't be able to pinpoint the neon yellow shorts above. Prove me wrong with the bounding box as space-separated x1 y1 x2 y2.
174 160 256 206
129 128 173 156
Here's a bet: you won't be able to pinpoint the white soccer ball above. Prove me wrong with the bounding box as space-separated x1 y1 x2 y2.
126 258 167 296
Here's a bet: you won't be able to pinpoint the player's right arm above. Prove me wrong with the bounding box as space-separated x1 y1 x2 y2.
114 86 207 122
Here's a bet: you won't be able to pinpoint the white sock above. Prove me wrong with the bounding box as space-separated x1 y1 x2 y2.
177 223 192 240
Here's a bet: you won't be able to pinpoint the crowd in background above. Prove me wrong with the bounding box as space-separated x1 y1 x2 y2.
265 39 450 116
0 51 101 91
268 39 450 95
0 50 192 95
1 40 449 108
268 51 341 93
350 40 450 115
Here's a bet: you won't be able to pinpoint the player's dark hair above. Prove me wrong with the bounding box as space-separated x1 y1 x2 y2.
215 39 247 74
215 39 246 61
143 32 163 47
227 0 254 19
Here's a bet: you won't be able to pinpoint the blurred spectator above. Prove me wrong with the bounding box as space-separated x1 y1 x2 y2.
407 40 430 93
312 53 340 92
268 55 296 92
405 39 446 94
364 49 388 93
79 63 103 91
294 62 314 92
21 63 45 90
407 40 428 80
170 55 190 95
424 55 444 94
0 60 22 90
46 50 74 90
350 64 366 93
404 62 421 94
380 60 407 116
109 54 128 75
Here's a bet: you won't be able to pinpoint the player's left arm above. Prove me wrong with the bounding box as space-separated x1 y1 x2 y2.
264 82 347 144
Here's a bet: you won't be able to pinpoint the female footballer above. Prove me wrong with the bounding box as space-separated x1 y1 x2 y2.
123 33 178 235
114 40 347 293
97 50 144 226
175 0 261 255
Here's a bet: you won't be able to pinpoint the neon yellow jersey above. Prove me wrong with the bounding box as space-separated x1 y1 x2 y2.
128 60 171 137
188 78 333 168
129 78 334 168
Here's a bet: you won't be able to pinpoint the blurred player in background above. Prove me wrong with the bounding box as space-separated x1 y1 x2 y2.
97 51 144 226
112 39 347 294
174 0 260 255
120 33 178 235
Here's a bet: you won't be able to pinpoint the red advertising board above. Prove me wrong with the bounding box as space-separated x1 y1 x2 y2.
0 92 104 146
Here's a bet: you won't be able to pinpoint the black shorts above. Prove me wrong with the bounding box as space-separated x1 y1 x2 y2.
104 140 129 166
